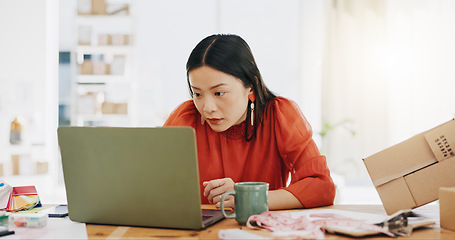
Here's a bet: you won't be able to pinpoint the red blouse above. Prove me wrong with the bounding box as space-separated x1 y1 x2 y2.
164 97 335 208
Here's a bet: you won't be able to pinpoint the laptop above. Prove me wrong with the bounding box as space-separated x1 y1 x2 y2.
57 126 225 230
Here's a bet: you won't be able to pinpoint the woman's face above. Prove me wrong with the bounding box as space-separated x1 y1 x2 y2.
189 66 252 132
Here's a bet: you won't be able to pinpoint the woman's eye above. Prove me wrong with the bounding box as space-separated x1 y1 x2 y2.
215 92 225 96
193 93 202 98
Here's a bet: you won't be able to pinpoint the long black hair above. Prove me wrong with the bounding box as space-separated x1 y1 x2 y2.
186 34 276 141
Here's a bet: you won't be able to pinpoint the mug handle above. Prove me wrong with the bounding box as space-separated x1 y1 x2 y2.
220 191 235 218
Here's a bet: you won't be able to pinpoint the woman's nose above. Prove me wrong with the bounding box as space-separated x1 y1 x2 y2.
202 97 217 113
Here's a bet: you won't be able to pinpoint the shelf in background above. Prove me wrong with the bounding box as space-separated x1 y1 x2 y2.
78 75 127 84
75 83 106 93
76 15 132 25
71 1 135 127
75 45 132 54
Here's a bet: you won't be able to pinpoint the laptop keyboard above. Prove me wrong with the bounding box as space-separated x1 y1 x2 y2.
202 215 212 221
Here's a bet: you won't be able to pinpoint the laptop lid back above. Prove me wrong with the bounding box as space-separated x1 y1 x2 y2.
58 126 205 230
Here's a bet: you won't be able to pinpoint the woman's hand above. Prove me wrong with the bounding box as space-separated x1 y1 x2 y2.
203 178 235 208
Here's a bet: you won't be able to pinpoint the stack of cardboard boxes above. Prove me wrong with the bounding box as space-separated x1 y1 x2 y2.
363 119 455 230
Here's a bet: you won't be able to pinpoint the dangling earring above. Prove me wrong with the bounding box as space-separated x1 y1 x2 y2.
248 94 256 126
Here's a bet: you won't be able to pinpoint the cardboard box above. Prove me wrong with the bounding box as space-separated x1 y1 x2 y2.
111 34 129 45
440 187 455 231
80 60 94 75
11 155 20 175
363 119 455 214
98 34 111 45
93 61 110 75
116 103 128 114
102 102 128 114
101 102 116 114
92 0 106 15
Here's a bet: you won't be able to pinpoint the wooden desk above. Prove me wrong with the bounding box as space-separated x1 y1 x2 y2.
87 204 455 239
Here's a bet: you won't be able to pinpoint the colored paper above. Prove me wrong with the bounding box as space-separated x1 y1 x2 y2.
0 183 40 212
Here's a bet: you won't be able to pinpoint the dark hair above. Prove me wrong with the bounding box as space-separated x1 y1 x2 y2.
186 34 276 141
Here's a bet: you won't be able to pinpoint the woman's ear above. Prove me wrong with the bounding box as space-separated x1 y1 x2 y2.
249 86 254 95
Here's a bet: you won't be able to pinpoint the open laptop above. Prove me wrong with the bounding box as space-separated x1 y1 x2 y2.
57 126 225 230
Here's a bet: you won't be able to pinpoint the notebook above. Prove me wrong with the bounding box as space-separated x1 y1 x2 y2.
57 126 225 230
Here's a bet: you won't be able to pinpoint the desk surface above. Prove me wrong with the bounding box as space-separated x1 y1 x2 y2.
86 204 454 239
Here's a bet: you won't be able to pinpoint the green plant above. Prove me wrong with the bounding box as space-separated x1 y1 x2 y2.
319 119 356 138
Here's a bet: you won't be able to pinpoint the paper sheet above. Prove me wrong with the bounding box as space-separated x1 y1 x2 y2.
289 209 388 224
3 217 87 239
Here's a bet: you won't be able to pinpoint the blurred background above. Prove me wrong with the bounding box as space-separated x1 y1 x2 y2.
0 0 454 204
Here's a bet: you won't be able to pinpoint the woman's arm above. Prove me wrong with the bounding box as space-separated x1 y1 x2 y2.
268 189 303 210
273 98 336 208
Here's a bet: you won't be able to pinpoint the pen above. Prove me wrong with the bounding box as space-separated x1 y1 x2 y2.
0 229 14 237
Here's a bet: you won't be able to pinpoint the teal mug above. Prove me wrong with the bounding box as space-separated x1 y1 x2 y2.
220 182 269 225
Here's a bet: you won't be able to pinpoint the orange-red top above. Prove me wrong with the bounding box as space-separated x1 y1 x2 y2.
164 97 335 208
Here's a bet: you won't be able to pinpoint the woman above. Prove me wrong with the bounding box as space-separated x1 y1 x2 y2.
164 34 335 210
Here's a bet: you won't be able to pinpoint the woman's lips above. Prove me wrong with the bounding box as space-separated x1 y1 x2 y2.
207 118 222 124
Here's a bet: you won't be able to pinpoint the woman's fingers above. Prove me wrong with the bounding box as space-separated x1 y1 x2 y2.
203 179 223 197
215 195 234 209
203 178 235 203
